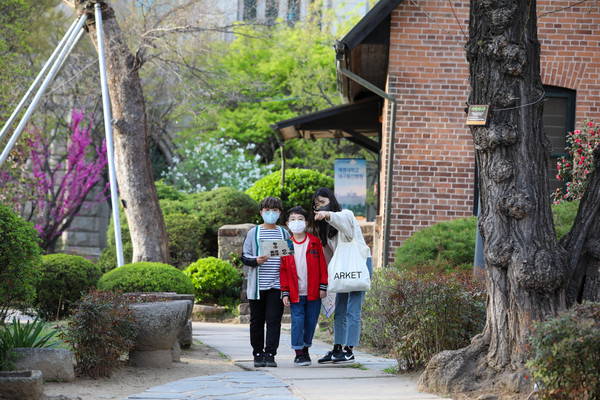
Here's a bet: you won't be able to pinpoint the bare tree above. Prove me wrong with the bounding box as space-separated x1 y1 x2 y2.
419 0 599 396
75 0 169 263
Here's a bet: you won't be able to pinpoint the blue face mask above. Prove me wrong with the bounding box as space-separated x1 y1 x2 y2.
262 210 280 224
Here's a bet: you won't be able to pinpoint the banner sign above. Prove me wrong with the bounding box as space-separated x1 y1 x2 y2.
334 158 367 217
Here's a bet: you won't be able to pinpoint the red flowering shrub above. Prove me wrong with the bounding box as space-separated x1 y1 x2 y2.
553 119 600 204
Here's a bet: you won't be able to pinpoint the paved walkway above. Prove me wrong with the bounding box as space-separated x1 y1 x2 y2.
124 322 452 400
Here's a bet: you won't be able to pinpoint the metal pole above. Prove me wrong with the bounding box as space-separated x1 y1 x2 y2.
0 14 88 168
95 3 124 267
337 65 397 268
0 17 81 144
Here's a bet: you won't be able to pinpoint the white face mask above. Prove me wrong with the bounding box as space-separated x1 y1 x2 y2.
288 220 306 234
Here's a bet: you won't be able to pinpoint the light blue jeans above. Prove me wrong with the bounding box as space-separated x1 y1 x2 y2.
333 257 373 347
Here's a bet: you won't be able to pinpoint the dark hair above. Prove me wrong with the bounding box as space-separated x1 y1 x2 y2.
286 206 308 221
311 187 342 245
259 196 283 212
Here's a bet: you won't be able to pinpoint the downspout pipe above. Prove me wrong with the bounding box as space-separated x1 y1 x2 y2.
336 64 397 268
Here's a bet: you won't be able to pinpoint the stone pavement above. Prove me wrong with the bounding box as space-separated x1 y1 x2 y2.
123 322 453 400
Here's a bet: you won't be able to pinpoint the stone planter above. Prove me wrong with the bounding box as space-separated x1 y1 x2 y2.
9 348 74 382
128 300 191 368
126 292 195 349
0 370 44 400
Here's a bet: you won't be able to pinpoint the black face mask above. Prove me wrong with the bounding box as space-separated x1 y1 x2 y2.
314 204 332 212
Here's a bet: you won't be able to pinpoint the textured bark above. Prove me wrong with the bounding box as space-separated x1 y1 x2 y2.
419 0 570 394
76 1 169 263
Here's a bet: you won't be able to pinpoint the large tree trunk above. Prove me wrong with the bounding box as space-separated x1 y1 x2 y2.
76 1 169 263
419 0 570 394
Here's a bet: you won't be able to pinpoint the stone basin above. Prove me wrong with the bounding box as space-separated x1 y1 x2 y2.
128 299 191 368
0 370 44 400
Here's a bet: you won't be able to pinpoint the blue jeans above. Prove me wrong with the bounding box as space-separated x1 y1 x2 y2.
289 296 321 350
334 257 373 347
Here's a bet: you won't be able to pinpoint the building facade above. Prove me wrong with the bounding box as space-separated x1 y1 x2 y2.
273 0 600 268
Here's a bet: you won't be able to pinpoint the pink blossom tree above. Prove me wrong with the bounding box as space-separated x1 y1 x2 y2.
0 108 108 252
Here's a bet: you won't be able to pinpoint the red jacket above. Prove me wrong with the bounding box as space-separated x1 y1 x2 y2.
280 233 328 303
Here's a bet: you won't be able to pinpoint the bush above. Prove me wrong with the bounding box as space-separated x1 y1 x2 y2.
395 202 579 274
155 179 186 201
394 217 477 273
0 203 42 324
1 317 60 370
34 254 102 320
527 301 600 399
245 168 334 216
553 200 579 240
361 267 486 371
183 257 242 306
164 213 207 269
97 262 194 294
187 187 259 256
60 289 136 378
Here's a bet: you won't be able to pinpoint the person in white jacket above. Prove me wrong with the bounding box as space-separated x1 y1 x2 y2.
311 187 373 364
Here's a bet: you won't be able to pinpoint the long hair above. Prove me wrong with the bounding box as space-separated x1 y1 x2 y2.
311 187 342 246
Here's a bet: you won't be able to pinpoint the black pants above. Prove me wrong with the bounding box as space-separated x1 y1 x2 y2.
249 288 284 356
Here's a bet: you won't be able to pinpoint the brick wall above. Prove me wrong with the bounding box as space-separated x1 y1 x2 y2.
382 0 600 264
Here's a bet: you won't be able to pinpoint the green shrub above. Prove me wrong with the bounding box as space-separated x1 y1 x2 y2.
394 217 477 273
184 257 242 306
394 202 579 273
0 317 60 370
0 203 42 324
245 168 333 216
98 262 194 294
155 180 186 201
187 187 259 256
164 213 207 269
60 289 136 378
527 301 600 399
361 267 486 371
34 254 102 320
159 198 192 215
553 200 579 240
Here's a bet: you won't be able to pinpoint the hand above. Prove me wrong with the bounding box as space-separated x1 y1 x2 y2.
314 211 330 221
256 255 269 265
283 296 290 306
319 290 327 299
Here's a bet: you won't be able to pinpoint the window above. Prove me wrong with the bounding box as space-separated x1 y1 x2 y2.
266 0 278 24
243 0 257 20
542 86 576 194
288 0 300 22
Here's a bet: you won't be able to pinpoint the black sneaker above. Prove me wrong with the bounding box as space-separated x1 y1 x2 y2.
253 352 266 368
264 353 277 367
294 354 311 366
318 350 333 364
302 347 311 362
332 350 355 364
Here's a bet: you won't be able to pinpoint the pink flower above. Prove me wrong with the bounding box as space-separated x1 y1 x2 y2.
589 122 594 127
574 130 581 135
581 156 586 161
575 138 581 144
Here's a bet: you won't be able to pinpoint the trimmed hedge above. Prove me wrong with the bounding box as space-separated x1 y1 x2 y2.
245 168 333 216
183 257 242 306
0 203 42 323
97 262 194 294
34 254 103 320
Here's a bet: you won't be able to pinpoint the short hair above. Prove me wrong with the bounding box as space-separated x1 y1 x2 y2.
286 206 308 221
259 196 283 212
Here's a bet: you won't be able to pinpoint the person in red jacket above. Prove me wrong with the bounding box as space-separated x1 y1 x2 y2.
281 206 328 366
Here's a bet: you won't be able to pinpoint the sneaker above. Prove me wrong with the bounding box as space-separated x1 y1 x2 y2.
264 353 277 367
318 349 344 364
253 352 266 368
332 350 355 364
302 347 311 362
293 353 311 366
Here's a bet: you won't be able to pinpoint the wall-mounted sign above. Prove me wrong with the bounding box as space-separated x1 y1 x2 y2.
466 105 490 126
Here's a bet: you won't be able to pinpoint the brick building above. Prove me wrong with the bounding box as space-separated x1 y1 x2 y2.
272 0 600 268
